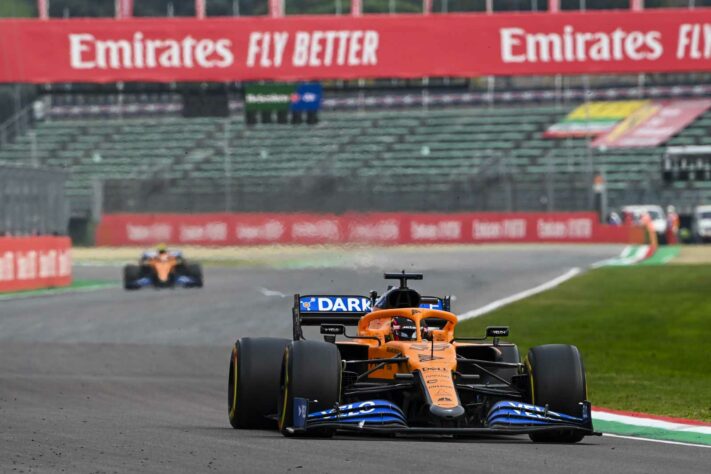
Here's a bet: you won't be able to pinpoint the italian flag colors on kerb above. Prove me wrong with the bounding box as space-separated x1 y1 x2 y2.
593 407 711 446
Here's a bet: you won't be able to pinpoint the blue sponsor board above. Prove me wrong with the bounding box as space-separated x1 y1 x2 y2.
289 83 323 112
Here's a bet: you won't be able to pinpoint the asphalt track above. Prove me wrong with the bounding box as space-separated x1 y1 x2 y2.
1 245 709 473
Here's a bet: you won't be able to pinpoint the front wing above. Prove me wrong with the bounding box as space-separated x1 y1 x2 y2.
128 275 198 289
285 398 599 437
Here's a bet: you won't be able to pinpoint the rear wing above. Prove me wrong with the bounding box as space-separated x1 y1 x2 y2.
292 293 450 340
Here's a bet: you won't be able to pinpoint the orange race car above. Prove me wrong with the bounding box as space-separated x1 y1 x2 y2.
227 272 597 442
123 246 203 290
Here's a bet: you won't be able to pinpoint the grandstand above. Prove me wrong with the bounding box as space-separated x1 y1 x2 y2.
1 95 709 216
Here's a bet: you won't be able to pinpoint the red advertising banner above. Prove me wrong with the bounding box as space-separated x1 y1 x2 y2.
0 237 72 293
4 10 711 83
591 99 711 148
95 213 641 246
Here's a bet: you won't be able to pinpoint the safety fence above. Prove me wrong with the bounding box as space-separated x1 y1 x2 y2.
0 164 69 236
0 236 72 292
96 212 645 246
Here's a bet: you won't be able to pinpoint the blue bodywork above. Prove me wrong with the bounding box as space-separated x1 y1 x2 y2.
486 400 591 427
291 397 594 435
296 400 408 428
130 274 199 289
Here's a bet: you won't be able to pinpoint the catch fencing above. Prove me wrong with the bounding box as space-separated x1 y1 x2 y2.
0 164 69 236
101 166 662 216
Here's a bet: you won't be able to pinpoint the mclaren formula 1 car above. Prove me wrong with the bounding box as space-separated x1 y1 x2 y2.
228 272 597 442
123 247 203 290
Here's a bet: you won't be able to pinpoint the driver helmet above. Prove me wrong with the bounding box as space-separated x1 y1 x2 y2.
391 317 429 341
157 243 168 255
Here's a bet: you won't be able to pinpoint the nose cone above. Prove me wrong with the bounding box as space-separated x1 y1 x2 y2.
429 404 465 420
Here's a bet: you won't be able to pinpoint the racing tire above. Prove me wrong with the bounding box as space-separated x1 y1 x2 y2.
526 344 587 444
228 337 290 429
277 340 342 437
123 264 141 290
186 262 203 288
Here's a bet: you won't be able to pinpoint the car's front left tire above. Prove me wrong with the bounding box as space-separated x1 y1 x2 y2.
526 344 587 443
228 337 290 429
277 340 342 437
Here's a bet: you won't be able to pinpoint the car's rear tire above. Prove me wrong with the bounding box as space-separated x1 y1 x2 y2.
186 262 203 288
228 337 290 429
123 264 140 290
526 344 587 443
277 340 341 437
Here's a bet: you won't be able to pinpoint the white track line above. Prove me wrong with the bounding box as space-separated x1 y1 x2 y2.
259 287 287 298
603 433 711 449
458 267 581 321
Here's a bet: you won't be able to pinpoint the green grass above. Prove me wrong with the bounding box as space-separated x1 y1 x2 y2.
457 265 711 422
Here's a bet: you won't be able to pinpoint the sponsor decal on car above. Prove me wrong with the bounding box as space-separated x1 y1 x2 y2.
421 366 448 372
418 354 444 362
300 296 372 313
419 300 444 309
411 343 448 351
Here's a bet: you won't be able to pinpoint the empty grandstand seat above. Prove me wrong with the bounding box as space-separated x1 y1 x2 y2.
4 101 711 213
